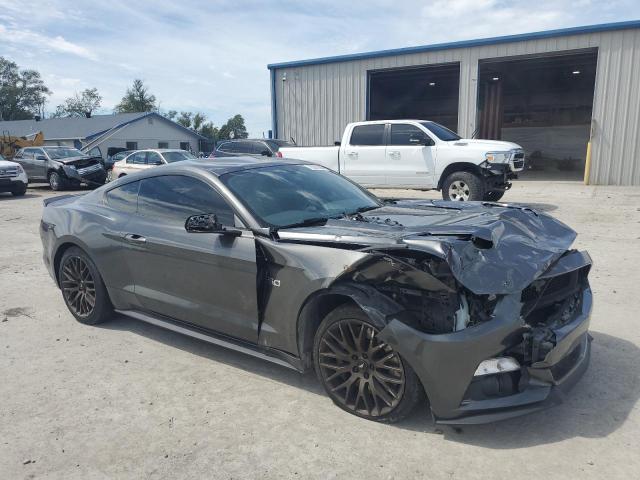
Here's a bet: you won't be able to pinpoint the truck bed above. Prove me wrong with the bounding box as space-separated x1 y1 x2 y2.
278 146 340 172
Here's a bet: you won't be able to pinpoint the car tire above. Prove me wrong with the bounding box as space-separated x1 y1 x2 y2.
313 305 424 423
48 171 65 191
484 190 505 202
58 246 113 325
442 171 484 201
11 184 27 196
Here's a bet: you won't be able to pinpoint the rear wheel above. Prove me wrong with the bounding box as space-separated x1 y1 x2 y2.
58 247 113 325
483 190 505 202
313 305 423 423
442 171 484 201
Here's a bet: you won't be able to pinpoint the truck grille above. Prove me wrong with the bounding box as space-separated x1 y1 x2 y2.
0 167 19 178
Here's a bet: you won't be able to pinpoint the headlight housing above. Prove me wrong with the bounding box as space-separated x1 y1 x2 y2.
15 164 24 173
485 151 512 163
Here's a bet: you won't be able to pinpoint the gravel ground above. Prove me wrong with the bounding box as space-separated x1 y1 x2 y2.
1 181 639 479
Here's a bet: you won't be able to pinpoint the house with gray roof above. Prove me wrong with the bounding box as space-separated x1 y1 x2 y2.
0 112 209 158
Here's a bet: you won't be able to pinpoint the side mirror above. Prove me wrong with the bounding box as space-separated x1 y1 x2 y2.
185 213 242 237
260 150 272 157
409 136 432 146
36 155 47 161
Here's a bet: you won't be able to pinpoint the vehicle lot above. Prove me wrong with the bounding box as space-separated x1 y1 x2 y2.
1 182 639 479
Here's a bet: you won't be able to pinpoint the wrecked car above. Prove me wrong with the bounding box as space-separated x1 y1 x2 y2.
13 146 106 191
40 157 592 424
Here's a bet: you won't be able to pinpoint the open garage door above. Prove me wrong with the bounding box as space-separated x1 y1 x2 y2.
368 63 460 132
477 50 597 180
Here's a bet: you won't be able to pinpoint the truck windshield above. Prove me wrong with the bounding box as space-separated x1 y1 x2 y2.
420 122 461 141
221 164 381 228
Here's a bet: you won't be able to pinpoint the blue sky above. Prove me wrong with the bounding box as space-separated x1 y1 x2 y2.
0 0 638 136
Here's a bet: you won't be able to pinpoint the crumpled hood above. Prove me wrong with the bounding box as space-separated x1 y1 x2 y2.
276 200 576 295
55 155 93 165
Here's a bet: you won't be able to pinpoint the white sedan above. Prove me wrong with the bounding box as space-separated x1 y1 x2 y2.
110 149 197 179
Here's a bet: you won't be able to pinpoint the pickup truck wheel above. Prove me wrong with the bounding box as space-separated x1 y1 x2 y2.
314 305 424 423
484 190 505 202
442 172 484 201
48 171 66 191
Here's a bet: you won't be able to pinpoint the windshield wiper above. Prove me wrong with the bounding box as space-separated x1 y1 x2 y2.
276 216 330 230
346 205 379 216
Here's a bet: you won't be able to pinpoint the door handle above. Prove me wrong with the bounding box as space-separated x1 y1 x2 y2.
389 151 400 158
347 151 358 158
124 233 146 244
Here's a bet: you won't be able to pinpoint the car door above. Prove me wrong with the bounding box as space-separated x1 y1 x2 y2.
125 174 259 342
386 123 437 187
341 124 387 187
32 148 49 180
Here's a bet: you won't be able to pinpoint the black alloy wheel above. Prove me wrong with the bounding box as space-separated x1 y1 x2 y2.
317 318 406 418
61 255 96 318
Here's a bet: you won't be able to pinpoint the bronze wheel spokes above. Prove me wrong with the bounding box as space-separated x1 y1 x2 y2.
61 256 96 318
319 319 405 417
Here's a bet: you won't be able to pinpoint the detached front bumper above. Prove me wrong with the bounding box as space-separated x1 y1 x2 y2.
378 250 592 424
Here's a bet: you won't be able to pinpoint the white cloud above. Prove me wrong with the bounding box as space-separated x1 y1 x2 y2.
0 24 96 60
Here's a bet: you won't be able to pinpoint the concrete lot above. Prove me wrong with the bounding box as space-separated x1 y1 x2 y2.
1 181 639 479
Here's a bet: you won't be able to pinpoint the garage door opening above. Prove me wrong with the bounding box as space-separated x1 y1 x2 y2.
477 50 597 180
368 63 460 132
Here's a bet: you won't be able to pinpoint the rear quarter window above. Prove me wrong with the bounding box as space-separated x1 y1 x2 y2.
106 181 140 213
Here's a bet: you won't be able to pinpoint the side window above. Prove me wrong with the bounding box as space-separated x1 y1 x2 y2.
105 181 140 213
131 152 147 164
217 142 231 152
138 175 235 226
350 124 385 146
146 152 163 165
390 124 430 146
252 142 268 155
234 142 251 154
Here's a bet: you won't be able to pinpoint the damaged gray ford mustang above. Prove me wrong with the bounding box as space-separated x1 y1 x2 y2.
40 157 592 424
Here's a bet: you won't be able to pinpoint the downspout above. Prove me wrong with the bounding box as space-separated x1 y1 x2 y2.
270 68 278 139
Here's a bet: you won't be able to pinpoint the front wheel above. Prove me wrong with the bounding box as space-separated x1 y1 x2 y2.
313 305 424 423
11 184 27 196
48 171 65 191
441 171 484 201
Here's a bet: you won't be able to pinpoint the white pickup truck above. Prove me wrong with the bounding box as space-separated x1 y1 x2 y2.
279 120 525 201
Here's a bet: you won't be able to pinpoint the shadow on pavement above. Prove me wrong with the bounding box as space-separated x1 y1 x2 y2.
101 316 637 447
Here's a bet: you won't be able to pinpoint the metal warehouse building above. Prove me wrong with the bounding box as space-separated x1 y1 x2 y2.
268 21 640 185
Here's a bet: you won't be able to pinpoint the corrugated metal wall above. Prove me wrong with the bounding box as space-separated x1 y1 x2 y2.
272 28 640 185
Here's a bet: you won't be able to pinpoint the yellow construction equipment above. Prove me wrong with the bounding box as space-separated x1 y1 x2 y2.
0 131 45 159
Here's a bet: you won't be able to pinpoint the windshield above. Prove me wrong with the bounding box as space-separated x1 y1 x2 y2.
420 122 461 141
162 151 196 163
221 164 381 228
43 147 87 159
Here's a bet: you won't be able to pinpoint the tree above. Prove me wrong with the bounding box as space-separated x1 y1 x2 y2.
176 111 193 128
51 88 102 118
217 114 248 140
0 56 51 120
165 110 177 120
199 122 218 140
114 79 157 113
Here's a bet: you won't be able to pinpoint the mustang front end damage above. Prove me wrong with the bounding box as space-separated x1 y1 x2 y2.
329 247 592 424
